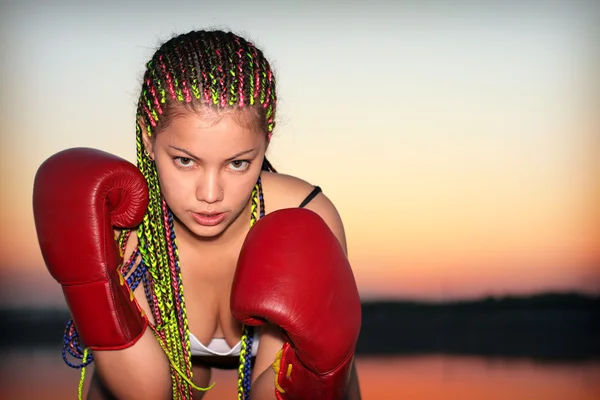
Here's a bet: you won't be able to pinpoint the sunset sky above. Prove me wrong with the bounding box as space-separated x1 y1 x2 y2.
1 0 598 307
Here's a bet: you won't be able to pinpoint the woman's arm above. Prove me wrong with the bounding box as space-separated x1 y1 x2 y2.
344 360 362 400
248 324 285 400
85 328 172 400
85 332 175 400
82 233 174 400
87 370 117 400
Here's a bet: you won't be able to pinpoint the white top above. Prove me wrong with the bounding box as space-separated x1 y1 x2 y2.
189 330 260 357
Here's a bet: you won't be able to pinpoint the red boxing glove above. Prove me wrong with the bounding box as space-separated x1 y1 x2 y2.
33 147 149 351
231 208 362 400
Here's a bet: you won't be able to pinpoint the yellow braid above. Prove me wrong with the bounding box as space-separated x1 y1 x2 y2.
77 349 90 400
132 132 263 398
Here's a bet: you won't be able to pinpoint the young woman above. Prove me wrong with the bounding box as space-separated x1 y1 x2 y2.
33 29 362 400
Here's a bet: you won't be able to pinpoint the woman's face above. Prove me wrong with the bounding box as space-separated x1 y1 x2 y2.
143 108 267 240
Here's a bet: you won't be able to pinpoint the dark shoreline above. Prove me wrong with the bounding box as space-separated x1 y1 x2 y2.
358 292 600 362
2 292 599 362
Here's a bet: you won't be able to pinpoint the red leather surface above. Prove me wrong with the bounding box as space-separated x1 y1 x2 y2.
33 147 149 349
231 208 362 399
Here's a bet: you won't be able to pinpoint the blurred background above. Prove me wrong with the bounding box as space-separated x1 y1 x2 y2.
1 0 599 399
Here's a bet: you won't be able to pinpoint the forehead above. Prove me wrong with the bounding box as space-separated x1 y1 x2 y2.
156 109 265 157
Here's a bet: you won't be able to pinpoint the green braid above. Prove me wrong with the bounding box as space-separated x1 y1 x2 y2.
132 29 278 399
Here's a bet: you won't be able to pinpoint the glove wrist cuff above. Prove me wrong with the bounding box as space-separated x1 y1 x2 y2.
272 342 354 400
63 272 147 350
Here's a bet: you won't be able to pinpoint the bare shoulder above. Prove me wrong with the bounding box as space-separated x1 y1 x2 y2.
260 172 347 253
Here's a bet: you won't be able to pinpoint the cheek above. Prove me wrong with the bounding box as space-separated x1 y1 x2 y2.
154 162 192 204
226 170 262 206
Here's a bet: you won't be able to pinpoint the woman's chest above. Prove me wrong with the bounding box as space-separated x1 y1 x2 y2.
178 250 243 348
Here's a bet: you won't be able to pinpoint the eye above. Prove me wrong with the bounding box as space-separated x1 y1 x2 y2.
229 160 250 172
174 157 195 168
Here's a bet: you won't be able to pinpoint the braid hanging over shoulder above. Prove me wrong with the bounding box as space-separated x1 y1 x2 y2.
61 29 278 400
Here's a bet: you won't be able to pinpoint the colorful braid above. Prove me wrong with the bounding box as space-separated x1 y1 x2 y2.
140 30 277 138
135 30 276 399
60 30 278 400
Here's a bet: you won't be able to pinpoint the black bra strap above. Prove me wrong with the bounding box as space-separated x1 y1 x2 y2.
299 186 322 208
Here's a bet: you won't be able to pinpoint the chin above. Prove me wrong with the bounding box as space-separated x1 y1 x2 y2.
189 223 229 239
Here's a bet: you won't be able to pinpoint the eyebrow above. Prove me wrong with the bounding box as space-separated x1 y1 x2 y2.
169 146 257 162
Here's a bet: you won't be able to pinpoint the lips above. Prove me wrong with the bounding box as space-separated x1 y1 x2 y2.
191 211 227 227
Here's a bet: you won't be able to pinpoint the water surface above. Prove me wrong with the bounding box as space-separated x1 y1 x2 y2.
1 349 598 399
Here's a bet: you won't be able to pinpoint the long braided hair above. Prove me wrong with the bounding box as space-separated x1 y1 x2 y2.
62 30 278 400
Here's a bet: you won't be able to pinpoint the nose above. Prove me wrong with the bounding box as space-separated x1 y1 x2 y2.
196 171 224 204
